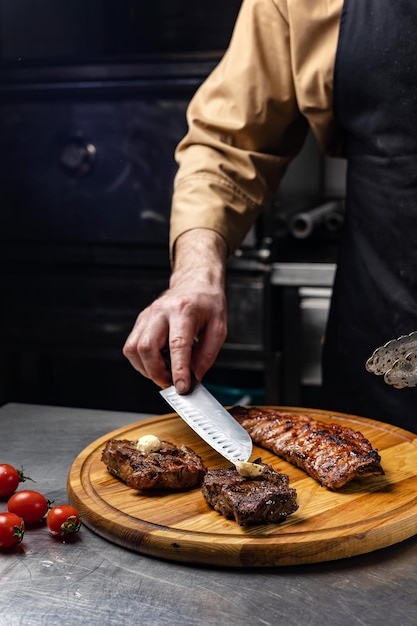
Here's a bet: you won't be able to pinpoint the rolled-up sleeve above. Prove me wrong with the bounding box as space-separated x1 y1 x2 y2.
170 0 310 255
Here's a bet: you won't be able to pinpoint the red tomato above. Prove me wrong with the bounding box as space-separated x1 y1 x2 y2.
0 464 20 498
0 464 32 498
7 490 50 524
0 512 25 548
46 505 81 536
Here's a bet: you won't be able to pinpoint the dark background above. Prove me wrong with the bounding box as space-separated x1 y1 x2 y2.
0 0 243 61
0 1 340 414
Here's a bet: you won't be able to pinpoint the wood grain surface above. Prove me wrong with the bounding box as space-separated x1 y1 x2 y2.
67 407 417 567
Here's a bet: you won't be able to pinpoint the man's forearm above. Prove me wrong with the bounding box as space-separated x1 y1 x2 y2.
170 228 228 291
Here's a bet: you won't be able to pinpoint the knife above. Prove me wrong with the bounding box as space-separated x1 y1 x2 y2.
366 330 417 388
159 381 253 464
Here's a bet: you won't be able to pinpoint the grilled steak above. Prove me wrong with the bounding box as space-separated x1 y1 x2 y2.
202 463 298 526
229 406 384 489
101 438 207 491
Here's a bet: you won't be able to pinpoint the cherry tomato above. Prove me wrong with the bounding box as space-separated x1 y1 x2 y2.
46 505 81 536
0 464 32 498
7 490 50 524
0 512 25 548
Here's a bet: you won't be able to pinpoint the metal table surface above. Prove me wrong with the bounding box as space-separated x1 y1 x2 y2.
0 402 416 626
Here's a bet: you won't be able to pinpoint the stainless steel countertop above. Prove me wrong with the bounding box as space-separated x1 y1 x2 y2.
1 402 417 626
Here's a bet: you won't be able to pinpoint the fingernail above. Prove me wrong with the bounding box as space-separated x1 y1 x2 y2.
176 380 187 394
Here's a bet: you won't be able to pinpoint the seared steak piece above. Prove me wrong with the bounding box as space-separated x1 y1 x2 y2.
101 439 207 491
202 464 298 526
230 406 384 489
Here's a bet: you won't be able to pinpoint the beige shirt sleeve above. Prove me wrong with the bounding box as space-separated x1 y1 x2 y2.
170 0 343 256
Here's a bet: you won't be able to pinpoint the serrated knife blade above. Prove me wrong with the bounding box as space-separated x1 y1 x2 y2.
160 382 253 464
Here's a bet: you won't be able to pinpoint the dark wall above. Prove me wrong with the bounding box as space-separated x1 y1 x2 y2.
0 1 248 414
0 0 243 62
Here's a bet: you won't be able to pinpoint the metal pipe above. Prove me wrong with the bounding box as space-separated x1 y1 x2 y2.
289 201 342 239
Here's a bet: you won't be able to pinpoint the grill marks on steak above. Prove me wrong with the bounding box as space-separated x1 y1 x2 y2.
202 464 298 526
229 406 384 489
101 439 207 491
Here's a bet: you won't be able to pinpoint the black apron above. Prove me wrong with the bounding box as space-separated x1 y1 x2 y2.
322 0 417 433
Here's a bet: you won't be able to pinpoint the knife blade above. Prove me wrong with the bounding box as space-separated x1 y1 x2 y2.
159 381 253 464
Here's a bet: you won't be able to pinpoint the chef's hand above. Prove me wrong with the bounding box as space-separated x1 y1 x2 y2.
123 229 228 394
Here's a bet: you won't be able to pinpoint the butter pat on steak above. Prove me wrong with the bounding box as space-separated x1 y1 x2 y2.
202 463 298 526
229 406 384 489
101 438 207 491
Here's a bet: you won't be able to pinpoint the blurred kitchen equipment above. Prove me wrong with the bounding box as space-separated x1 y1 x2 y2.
289 201 345 239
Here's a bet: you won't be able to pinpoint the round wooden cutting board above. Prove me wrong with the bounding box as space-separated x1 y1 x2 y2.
67 407 417 567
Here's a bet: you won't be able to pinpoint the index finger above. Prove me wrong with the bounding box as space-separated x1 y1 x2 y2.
123 309 171 388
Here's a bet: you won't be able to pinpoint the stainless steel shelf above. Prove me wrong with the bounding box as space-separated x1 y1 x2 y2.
271 262 336 287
